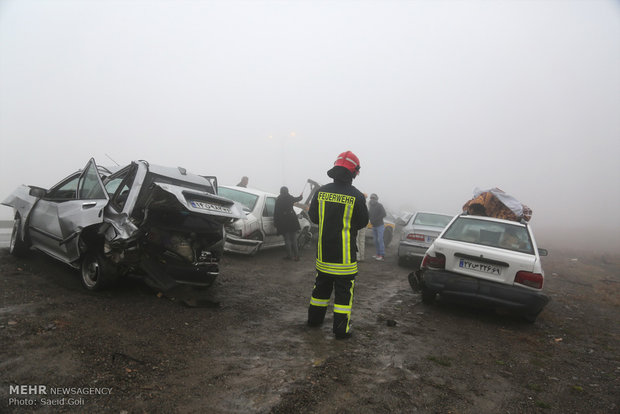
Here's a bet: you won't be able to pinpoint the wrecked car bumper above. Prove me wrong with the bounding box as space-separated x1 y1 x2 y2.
140 256 220 291
223 235 262 255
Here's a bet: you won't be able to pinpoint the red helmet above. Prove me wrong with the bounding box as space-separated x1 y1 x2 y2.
333 151 361 176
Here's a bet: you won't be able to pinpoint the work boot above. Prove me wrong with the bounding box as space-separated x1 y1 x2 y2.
335 331 353 340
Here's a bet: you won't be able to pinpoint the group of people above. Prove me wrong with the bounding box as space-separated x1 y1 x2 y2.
238 150 385 340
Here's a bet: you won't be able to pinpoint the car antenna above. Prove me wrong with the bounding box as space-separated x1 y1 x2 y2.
105 153 120 166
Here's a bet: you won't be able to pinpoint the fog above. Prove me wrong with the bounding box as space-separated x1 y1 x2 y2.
1 0 619 253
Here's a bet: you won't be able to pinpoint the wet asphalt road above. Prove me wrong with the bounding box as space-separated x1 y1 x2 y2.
0 222 10 248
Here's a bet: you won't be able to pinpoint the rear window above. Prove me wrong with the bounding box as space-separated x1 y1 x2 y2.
442 217 534 254
412 213 452 227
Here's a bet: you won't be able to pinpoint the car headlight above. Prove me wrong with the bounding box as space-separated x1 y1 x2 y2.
225 224 242 237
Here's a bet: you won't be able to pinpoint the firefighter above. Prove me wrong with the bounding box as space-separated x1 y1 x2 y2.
307 151 369 339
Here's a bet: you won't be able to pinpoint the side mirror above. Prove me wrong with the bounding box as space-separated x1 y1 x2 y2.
29 186 47 198
538 248 548 257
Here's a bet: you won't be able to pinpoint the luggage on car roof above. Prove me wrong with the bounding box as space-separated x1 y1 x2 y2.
462 187 532 222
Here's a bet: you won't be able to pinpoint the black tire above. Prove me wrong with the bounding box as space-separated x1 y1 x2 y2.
383 226 393 246
9 214 29 257
80 251 118 291
421 287 436 304
523 313 538 324
407 271 420 292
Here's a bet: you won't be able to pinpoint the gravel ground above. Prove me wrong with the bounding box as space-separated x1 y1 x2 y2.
1 238 619 413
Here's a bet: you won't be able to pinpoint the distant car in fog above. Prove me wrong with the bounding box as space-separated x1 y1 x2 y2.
398 211 453 266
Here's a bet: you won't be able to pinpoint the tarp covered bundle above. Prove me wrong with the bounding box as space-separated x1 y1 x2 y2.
462 187 532 222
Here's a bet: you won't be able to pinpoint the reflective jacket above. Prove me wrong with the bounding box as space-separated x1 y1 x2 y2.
308 180 369 276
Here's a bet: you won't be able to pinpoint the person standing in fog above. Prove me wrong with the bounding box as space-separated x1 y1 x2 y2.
274 186 303 261
368 193 386 261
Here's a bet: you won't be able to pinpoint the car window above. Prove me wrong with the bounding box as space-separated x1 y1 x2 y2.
105 177 124 196
46 173 80 200
78 161 106 200
442 217 534 254
263 197 276 217
413 213 452 227
218 187 259 212
105 165 137 211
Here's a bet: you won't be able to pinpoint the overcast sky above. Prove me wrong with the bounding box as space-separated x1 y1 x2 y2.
1 0 619 250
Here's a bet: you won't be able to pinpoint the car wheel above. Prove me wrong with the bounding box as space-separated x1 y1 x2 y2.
407 271 420 292
9 214 29 257
523 313 538 324
421 287 436 304
383 227 393 246
80 251 118 291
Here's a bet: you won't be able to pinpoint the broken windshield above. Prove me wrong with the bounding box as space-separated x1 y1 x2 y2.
218 187 258 212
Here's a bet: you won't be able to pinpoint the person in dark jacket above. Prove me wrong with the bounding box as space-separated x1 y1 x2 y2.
368 193 386 261
307 151 369 339
274 186 303 261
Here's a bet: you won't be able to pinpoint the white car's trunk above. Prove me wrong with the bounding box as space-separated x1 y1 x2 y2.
436 238 537 286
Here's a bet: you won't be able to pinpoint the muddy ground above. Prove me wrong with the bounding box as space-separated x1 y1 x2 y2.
1 235 619 413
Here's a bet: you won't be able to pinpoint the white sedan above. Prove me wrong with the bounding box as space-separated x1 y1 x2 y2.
409 214 549 322
218 185 312 255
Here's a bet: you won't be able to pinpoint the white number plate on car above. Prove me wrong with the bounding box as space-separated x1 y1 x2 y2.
426 236 435 243
459 259 502 275
189 201 232 214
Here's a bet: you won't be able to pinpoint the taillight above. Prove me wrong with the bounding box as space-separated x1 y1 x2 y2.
422 253 445 269
407 233 425 241
515 271 543 289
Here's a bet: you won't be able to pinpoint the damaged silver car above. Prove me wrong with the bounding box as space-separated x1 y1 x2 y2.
218 185 312 255
2 158 243 291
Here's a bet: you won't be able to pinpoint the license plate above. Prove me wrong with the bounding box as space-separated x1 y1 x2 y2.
189 200 232 214
459 259 502 275
426 236 435 243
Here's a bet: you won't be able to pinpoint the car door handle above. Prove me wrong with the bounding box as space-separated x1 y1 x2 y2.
82 202 97 209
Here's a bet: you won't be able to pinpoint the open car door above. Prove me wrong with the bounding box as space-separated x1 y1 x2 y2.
28 158 109 263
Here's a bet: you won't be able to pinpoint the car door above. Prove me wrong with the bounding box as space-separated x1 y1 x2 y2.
28 159 108 263
261 196 281 247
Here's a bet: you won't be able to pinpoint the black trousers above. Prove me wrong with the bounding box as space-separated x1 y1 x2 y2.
307 271 356 335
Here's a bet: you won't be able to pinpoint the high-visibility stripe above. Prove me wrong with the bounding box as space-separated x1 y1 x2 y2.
346 279 355 331
341 202 353 263
315 259 358 275
310 297 330 307
333 304 352 314
317 198 325 260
